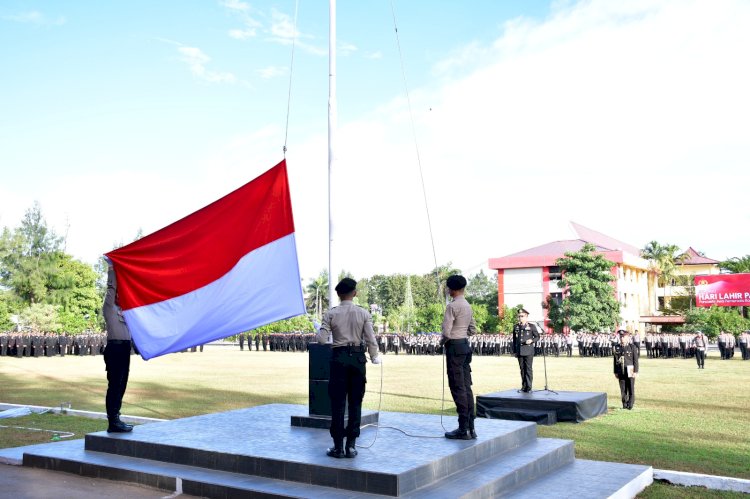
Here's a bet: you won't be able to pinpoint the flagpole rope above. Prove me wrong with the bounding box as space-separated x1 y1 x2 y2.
389 0 451 436
283 0 300 158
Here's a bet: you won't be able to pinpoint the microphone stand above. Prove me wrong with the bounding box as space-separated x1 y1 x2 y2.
533 324 558 395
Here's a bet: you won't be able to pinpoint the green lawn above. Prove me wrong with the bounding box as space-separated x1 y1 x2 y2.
2 347 748 484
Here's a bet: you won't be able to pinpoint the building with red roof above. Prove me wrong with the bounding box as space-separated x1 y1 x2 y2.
488 222 656 333
489 224 724 332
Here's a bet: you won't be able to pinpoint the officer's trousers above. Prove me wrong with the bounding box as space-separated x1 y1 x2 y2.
617 374 635 409
517 355 534 391
104 340 131 420
695 349 706 368
445 340 474 430
328 348 367 445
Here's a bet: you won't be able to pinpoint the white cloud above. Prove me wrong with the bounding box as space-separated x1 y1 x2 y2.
219 0 249 13
178 46 237 84
338 41 357 57
229 27 256 40
5 0 748 283
2 10 65 26
287 0 750 278
257 66 286 79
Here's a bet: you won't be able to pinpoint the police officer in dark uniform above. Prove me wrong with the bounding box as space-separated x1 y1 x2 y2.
613 329 639 410
512 308 540 392
316 278 380 458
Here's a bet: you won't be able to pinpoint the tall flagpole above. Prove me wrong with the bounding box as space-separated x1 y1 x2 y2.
328 0 337 309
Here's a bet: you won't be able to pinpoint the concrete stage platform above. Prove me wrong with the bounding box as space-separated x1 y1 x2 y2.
477 390 608 423
18 404 650 498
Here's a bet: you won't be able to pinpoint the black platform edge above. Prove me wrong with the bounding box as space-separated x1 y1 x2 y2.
476 390 607 423
83 422 539 496
481 407 558 425
290 410 379 429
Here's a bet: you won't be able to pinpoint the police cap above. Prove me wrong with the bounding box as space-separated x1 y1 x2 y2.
446 275 467 291
335 277 357 295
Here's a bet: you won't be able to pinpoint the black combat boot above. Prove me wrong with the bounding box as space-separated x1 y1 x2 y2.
345 437 358 458
468 420 477 440
107 419 133 433
444 428 472 440
326 438 345 458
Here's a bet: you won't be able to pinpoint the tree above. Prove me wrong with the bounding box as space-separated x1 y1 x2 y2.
543 295 565 333
470 303 490 332
497 305 519 333
304 270 329 319
48 253 102 332
641 241 688 309
684 306 750 338
556 243 620 332
397 276 417 333
467 270 498 315
18 303 62 332
416 303 443 332
1 204 63 304
0 290 21 331
720 255 750 274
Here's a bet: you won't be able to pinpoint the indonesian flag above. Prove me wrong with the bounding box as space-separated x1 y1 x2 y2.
105 160 305 360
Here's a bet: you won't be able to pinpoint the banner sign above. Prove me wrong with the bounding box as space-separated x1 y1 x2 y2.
694 273 750 307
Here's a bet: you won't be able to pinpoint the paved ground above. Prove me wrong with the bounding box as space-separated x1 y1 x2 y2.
0 464 202 499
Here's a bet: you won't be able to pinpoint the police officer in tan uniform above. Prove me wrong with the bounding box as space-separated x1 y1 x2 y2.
102 264 134 433
441 275 478 440
316 278 380 458
693 330 708 369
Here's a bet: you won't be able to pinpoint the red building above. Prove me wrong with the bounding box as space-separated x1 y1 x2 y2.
488 222 656 332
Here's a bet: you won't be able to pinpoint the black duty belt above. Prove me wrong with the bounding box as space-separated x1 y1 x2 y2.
107 339 131 345
445 338 468 344
333 344 365 353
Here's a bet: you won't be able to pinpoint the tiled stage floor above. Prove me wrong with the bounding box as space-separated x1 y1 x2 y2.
14 404 652 498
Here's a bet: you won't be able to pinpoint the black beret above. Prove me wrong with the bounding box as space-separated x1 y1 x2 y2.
335 277 357 295
446 275 467 291
519 308 529 315
617 329 629 336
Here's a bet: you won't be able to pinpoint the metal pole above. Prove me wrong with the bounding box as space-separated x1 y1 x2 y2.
327 0 337 309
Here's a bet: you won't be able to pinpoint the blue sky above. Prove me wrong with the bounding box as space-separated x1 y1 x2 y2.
1 0 748 283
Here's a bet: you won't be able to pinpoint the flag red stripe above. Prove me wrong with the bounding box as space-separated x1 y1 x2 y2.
105 160 294 310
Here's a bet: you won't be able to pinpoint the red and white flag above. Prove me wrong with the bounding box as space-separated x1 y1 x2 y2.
105 160 305 359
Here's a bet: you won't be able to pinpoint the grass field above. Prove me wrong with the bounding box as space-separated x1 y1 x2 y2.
1 346 749 485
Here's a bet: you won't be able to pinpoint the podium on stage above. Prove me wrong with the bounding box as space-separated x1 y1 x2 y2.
290 342 379 429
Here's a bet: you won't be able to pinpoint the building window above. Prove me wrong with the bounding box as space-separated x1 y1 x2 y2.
548 266 562 280
550 292 563 306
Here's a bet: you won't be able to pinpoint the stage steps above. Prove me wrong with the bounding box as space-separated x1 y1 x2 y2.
17 404 651 498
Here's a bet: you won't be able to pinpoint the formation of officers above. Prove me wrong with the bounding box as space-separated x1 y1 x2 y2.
0 332 110 357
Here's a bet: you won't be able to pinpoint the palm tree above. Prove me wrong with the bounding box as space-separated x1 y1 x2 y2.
641 241 687 309
304 270 329 319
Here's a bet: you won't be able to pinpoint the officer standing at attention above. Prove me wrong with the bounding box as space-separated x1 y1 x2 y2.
512 308 541 392
441 275 478 440
102 264 134 433
693 330 708 369
613 330 639 410
316 278 381 459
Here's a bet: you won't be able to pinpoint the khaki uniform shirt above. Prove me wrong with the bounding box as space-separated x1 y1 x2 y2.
316 300 379 361
441 296 477 340
103 267 132 341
